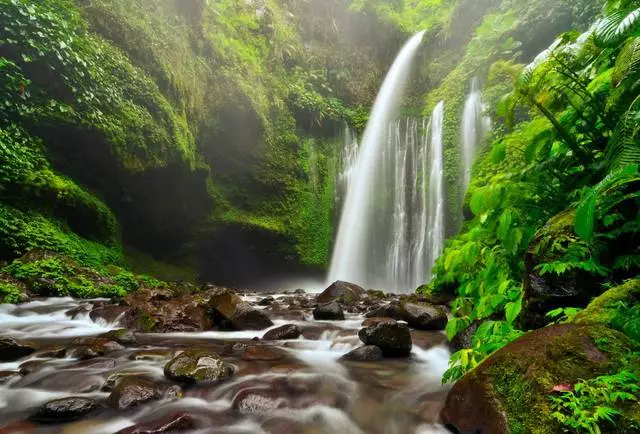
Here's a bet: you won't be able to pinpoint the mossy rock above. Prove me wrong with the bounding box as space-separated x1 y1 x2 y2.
164 349 234 384
521 209 603 329
572 279 640 327
441 324 635 434
0 273 28 304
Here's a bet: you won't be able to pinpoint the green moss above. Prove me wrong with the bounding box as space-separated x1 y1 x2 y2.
135 311 159 332
573 279 640 327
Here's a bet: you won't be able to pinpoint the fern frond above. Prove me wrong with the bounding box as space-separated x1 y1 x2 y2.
606 98 640 170
613 37 640 86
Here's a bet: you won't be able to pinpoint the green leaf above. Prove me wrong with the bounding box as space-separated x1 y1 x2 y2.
505 298 522 324
575 190 597 241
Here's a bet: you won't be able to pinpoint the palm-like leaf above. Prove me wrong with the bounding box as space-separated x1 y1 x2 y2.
613 36 640 85
607 96 640 169
594 8 640 48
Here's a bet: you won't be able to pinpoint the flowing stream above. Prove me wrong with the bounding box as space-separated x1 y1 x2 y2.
328 32 426 293
0 296 451 434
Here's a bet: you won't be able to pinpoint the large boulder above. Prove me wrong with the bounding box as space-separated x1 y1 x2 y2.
0 338 35 362
520 209 604 329
358 320 412 357
208 288 273 330
572 278 640 327
29 397 98 423
365 301 447 330
164 350 234 384
440 324 637 434
313 302 345 320
317 281 365 304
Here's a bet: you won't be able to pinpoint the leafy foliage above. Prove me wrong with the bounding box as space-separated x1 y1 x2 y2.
549 371 640 433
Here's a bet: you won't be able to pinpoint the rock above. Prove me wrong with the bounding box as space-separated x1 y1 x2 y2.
116 412 197 434
365 301 446 330
317 281 364 304
29 397 98 423
102 372 146 392
0 421 36 433
257 296 275 306
232 388 289 415
402 303 447 330
340 345 383 362
450 321 481 352
0 371 21 385
362 317 396 327
572 278 640 326
0 338 35 362
242 345 286 361
164 350 234 384
69 338 124 360
520 209 604 329
440 324 635 434
100 329 137 346
313 302 345 320
209 288 273 330
109 377 180 410
358 320 412 357
262 324 301 340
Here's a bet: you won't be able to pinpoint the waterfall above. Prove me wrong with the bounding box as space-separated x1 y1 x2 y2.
328 32 425 292
460 78 491 195
425 102 445 282
334 124 359 214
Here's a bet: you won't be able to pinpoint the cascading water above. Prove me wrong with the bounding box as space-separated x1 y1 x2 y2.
334 124 359 214
460 78 491 195
328 31 426 292
425 102 445 282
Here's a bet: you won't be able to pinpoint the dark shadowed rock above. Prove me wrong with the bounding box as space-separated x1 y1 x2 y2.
317 281 365 304
116 412 198 434
257 296 275 306
340 345 383 362
263 324 301 340
450 321 480 352
402 303 447 330
164 350 233 384
109 377 180 410
29 397 98 423
358 320 412 357
0 338 35 362
441 324 635 434
313 302 345 320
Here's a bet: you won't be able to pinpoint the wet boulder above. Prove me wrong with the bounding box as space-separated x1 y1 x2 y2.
313 302 345 320
0 338 35 362
520 209 604 329
340 345 383 362
29 397 98 423
232 388 289 415
99 329 137 346
358 320 412 357
109 377 181 410
164 350 234 384
317 281 365 304
401 303 447 330
242 345 287 361
208 288 273 330
441 324 636 434
263 324 301 341
69 337 124 360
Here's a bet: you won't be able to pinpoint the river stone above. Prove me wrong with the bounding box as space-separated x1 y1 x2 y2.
358 320 412 357
109 377 180 410
313 302 345 320
262 324 301 340
232 388 289 415
164 350 234 384
209 289 273 330
441 324 636 434
340 345 383 362
116 412 197 434
0 338 35 362
99 329 137 346
402 303 447 330
317 281 365 304
29 397 98 423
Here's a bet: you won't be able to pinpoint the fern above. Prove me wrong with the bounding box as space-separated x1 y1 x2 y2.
613 37 640 86
594 8 640 48
606 97 640 170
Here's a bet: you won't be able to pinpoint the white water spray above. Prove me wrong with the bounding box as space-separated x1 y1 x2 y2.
328 32 426 292
425 102 445 281
460 78 491 195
